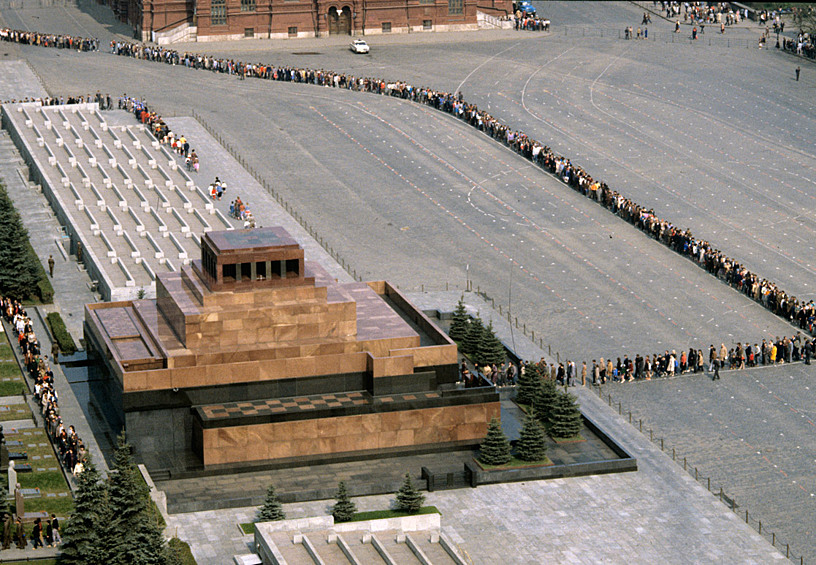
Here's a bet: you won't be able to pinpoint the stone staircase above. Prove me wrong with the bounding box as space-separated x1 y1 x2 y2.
3 102 239 300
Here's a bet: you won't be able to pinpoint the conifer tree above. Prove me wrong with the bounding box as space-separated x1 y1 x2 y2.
106 433 166 565
515 410 548 462
0 185 39 300
515 363 541 406
332 481 356 523
448 297 470 343
478 417 511 466
533 377 558 427
478 321 506 366
60 457 110 565
395 473 425 514
461 316 484 360
548 390 584 440
257 485 286 522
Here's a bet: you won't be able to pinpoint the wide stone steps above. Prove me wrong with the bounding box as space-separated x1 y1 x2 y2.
4 101 241 298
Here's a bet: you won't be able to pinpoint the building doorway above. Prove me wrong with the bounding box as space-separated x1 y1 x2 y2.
328 6 351 35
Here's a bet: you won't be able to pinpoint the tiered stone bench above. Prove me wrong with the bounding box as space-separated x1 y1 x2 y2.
2 102 239 300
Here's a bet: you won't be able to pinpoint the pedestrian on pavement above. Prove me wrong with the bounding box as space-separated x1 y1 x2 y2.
713 357 720 380
796 66 800 81
15 516 25 549
31 518 43 549
51 341 59 365
47 255 54 277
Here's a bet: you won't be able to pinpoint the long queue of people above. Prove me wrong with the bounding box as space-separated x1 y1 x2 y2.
1 297 88 477
3 24 815 337
514 332 816 389
0 28 98 51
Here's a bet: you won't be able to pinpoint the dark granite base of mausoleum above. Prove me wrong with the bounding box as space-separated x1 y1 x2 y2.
158 401 637 513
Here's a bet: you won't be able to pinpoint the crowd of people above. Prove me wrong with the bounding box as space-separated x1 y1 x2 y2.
0 28 98 51
514 15 550 32
1 296 88 479
119 94 202 173
464 330 816 391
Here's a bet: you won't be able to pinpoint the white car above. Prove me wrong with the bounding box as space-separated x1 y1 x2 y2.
350 39 370 54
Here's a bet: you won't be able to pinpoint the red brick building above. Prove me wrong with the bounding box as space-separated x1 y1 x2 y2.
109 0 510 42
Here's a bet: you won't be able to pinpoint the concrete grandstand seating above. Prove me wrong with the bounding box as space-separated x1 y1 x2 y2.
3 102 239 300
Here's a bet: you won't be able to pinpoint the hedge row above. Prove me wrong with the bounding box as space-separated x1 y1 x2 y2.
46 311 76 355
166 537 197 565
29 242 54 303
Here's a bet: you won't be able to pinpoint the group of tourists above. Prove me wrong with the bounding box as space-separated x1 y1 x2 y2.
0 28 98 51
120 95 202 172
514 16 550 32
229 196 256 227
783 33 815 59
507 332 816 390
1 296 88 478
587 333 815 385
2 513 60 550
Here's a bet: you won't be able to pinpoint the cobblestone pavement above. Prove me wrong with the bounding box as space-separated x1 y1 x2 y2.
602 361 816 561
166 373 787 565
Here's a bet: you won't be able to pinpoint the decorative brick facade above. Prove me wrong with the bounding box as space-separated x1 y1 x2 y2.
105 0 512 42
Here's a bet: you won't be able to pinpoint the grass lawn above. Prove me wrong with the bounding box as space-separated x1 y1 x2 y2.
0 380 27 397
0 343 13 359
476 456 553 470
0 402 31 422
350 506 440 522
239 522 255 535
1 429 73 518
0 362 23 379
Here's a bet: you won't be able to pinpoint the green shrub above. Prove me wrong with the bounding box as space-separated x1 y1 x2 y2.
165 537 197 565
28 242 53 303
46 312 77 355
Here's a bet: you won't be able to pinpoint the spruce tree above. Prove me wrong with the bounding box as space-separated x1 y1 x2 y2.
60 457 110 565
106 433 166 565
395 473 424 514
515 410 548 462
478 321 506 366
533 377 558 427
548 390 584 440
332 481 356 523
461 316 484 359
0 185 39 300
257 485 286 522
515 363 541 406
448 297 470 343
478 417 511 466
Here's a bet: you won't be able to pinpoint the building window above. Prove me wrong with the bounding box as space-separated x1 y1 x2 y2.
419 0 433 4
240 0 255 11
211 0 226 25
244 27 254 37
288 26 298 37
448 0 462 15
382 22 391 33
423 19 432 30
